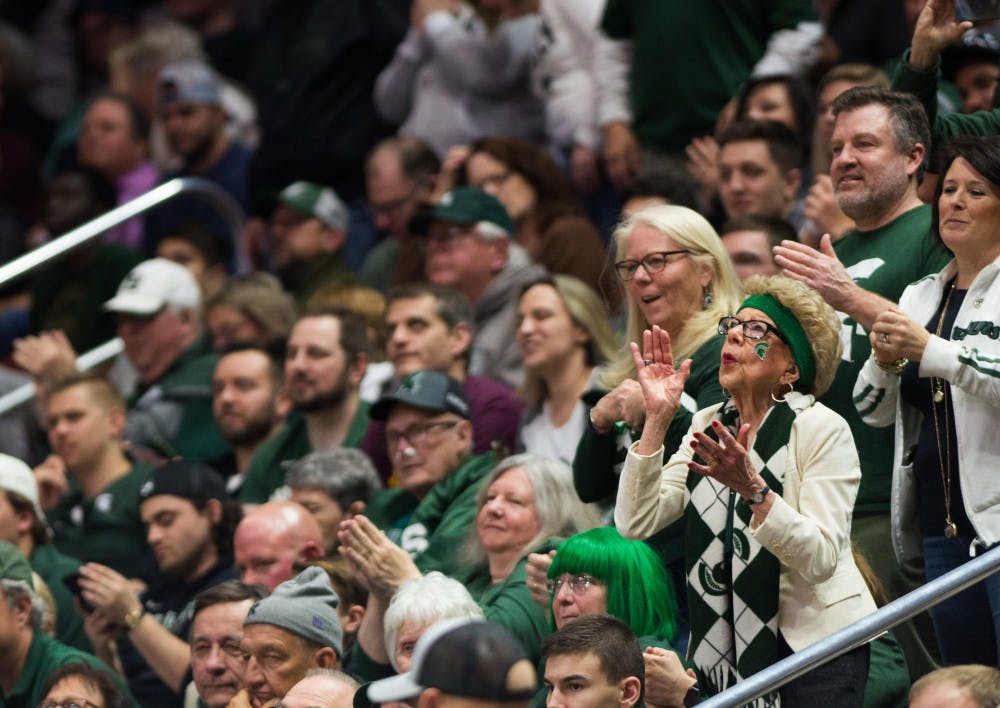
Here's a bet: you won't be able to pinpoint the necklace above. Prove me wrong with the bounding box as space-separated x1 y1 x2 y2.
930 281 958 539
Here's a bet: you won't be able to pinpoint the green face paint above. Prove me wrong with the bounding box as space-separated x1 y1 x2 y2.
754 342 770 360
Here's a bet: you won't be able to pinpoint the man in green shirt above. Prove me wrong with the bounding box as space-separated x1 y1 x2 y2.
773 87 952 678
42 372 153 580
240 306 371 504
364 370 494 577
0 541 127 708
0 454 87 651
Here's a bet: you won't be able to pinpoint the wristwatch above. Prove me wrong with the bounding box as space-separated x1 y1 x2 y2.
123 605 146 631
683 684 702 706
745 484 770 506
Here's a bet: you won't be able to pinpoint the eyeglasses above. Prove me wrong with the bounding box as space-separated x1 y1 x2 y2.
474 170 512 191
718 316 788 344
546 573 601 595
614 250 690 281
426 225 476 245
385 419 460 450
367 184 420 217
39 700 101 708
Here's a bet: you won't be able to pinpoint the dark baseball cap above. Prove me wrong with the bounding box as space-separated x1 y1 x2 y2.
408 187 513 236
369 371 470 421
366 618 536 703
139 460 228 504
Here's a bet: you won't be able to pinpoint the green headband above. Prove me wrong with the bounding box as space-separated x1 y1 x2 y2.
739 293 816 391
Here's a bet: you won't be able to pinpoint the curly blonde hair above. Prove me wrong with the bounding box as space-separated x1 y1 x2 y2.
742 275 842 397
602 205 742 388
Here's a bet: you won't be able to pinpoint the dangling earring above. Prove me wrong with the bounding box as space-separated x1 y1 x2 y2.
702 287 713 308
770 381 793 404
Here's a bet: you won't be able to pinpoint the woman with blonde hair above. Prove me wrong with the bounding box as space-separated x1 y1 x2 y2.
516 274 617 463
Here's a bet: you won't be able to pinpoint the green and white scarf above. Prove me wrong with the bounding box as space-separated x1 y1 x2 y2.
685 397 798 706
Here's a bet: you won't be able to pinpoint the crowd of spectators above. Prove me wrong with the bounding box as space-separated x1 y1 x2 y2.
4 1 1000 707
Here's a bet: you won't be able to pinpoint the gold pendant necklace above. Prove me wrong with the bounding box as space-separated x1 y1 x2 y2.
931 281 958 539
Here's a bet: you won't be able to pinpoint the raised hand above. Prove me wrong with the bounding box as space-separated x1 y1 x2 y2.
910 0 974 71
688 420 761 498
630 326 691 455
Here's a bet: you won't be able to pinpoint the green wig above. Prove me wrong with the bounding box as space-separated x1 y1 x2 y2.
548 527 678 642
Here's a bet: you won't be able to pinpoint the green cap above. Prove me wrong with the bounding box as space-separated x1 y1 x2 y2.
0 540 33 588
408 187 513 236
278 181 348 230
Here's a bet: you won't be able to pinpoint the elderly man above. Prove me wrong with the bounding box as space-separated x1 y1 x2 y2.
772 87 953 678
234 501 324 589
0 541 124 708
286 449 383 555
0 454 86 650
363 371 493 576
366 618 535 708
412 187 546 388
103 257 229 462
188 580 268 708
277 669 359 708
239 306 370 504
240 567 343 708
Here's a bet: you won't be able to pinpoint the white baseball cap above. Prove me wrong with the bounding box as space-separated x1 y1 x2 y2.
0 453 45 522
104 258 201 316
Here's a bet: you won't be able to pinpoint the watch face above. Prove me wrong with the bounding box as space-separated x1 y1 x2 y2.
683 685 701 707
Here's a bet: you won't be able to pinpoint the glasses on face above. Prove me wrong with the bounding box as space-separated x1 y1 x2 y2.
546 573 601 595
385 419 460 450
718 316 788 344
426 225 476 246
367 184 420 217
614 250 690 281
474 170 512 191
39 700 101 708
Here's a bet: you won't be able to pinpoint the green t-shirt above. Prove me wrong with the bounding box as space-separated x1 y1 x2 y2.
239 402 371 503
29 544 89 652
49 463 154 579
600 0 815 154
0 632 134 708
823 205 952 511
364 453 496 577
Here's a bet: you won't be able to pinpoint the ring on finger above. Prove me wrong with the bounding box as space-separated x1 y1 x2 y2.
880 332 889 344
643 359 653 365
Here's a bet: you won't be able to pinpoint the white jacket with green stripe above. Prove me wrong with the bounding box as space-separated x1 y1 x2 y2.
854 257 1000 564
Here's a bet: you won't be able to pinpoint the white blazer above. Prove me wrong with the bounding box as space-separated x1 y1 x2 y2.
616 392 877 651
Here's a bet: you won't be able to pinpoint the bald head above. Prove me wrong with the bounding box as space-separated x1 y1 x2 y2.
277 670 358 708
234 501 323 590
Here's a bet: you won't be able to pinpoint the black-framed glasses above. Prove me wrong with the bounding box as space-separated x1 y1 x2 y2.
718 316 788 344
614 250 690 281
385 419 460 450
39 700 101 708
546 573 602 595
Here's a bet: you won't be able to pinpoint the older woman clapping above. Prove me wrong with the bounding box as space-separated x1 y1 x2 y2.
617 275 876 706
857 136 1000 666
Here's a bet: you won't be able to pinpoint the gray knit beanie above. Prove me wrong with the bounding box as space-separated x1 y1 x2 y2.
243 566 343 656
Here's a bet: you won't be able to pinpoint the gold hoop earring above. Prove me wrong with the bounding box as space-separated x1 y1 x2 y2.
770 381 793 404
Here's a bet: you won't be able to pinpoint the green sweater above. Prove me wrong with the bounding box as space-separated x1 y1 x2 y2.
600 0 815 154
821 206 951 511
365 453 495 577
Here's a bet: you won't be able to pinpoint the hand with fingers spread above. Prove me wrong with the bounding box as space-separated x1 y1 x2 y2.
338 515 421 598
687 420 766 501
870 306 930 363
772 235 856 311
909 0 974 70
631 326 692 454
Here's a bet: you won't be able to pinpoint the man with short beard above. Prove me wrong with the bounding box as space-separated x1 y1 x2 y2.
211 342 289 493
240 307 371 504
773 86 951 678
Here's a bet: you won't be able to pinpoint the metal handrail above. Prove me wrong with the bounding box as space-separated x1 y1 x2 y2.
0 338 124 414
0 176 245 291
701 545 1000 706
